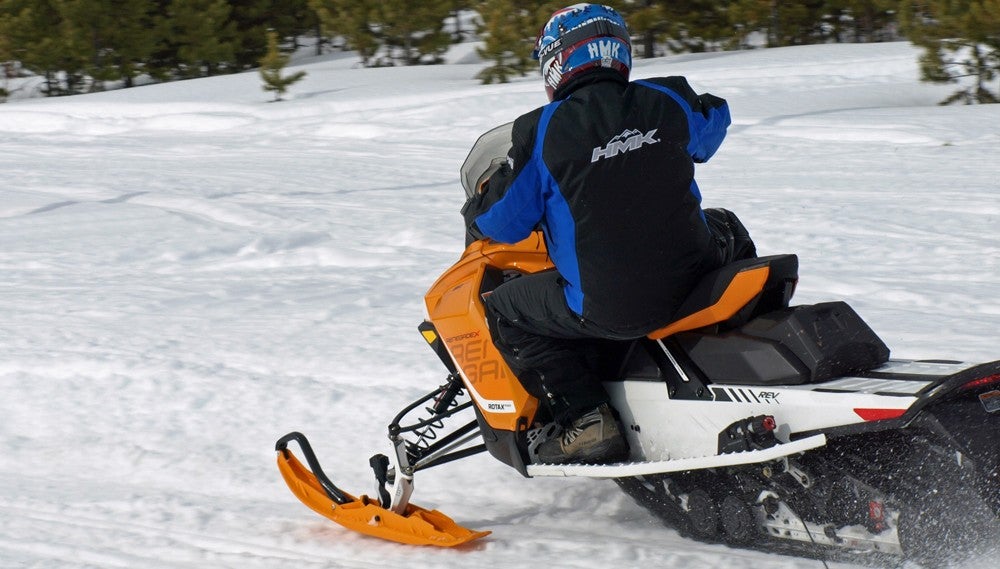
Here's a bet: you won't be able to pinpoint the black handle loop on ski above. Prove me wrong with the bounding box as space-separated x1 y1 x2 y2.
275 431 351 505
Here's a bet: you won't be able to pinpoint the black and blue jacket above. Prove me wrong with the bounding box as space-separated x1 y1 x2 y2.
466 71 732 333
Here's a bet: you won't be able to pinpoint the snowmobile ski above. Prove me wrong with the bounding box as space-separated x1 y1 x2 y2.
275 432 489 547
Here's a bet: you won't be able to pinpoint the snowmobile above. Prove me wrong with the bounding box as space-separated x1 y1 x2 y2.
275 123 1000 563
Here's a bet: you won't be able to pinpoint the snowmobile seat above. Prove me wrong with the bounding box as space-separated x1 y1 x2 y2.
647 254 798 340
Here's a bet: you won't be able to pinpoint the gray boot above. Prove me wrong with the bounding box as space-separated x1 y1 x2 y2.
536 404 629 464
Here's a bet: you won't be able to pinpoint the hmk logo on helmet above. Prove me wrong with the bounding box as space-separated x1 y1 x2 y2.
591 129 660 162
586 40 621 61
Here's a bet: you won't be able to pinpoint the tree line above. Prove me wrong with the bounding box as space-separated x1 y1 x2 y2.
0 0 320 96
1 0 997 103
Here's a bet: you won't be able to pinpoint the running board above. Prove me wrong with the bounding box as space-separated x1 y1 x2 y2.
526 434 827 478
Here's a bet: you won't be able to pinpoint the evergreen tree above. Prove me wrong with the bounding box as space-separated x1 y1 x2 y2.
0 3 22 73
373 0 453 65
270 0 318 51
475 0 536 83
59 0 160 88
726 0 820 48
309 0 379 65
474 1 567 83
447 0 476 42
769 0 829 46
311 0 453 66
727 0 772 48
0 28 11 101
824 0 899 43
619 1 745 55
160 0 237 78
259 29 306 100
619 0 669 58
619 0 744 55
230 0 271 69
0 0 90 95
661 0 737 52
901 0 1000 104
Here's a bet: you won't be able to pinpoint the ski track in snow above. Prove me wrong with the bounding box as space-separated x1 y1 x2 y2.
1 42 998 569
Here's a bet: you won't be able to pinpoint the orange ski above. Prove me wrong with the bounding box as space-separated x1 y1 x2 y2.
276 433 489 547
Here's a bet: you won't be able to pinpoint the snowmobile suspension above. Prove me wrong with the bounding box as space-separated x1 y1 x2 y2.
387 373 487 472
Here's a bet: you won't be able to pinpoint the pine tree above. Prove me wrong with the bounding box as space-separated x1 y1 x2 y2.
447 0 476 42
727 0 771 48
369 0 453 66
474 0 565 83
0 0 92 95
619 1 747 55
772 0 829 46
311 0 453 66
230 0 271 69
270 0 318 51
727 0 832 48
309 0 379 65
259 29 306 100
0 29 10 101
0 5 17 88
58 0 160 89
824 0 899 43
619 0 669 58
160 0 237 78
662 0 738 52
475 0 535 83
901 0 1000 104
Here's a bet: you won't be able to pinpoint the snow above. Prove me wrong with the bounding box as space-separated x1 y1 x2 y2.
1 41 998 569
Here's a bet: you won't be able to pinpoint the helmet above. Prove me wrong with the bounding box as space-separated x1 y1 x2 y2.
532 4 632 101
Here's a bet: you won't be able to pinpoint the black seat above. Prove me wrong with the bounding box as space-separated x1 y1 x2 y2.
669 254 799 331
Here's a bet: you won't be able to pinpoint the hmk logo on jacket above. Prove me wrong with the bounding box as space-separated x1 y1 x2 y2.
591 128 660 162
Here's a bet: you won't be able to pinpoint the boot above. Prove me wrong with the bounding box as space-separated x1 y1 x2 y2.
536 404 629 465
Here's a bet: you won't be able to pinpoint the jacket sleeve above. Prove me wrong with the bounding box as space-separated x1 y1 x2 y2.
641 76 731 163
462 112 545 244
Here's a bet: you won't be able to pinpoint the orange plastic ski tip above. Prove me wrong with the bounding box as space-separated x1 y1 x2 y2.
277 448 490 547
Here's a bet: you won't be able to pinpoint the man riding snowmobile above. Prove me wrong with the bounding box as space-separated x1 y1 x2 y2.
461 3 754 465
274 5 1000 562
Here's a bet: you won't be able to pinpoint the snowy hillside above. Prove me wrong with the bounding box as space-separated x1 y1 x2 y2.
1 42 998 569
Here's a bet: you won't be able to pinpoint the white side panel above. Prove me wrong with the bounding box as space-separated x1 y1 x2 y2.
606 379 917 462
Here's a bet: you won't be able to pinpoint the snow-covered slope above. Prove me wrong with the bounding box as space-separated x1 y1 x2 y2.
1 42 997 569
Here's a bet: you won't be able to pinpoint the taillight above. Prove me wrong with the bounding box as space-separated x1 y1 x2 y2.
961 373 1000 391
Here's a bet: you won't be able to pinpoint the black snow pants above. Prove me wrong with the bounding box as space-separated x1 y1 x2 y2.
483 208 756 425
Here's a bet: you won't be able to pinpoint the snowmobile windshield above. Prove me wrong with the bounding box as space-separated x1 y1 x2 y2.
460 122 513 199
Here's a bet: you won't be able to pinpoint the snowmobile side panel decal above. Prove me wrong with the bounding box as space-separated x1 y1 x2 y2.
714 388 780 405
711 387 732 402
782 376 933 396
853 407 907 421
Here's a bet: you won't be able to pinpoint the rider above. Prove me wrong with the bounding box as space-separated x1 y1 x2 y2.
462 4 754 464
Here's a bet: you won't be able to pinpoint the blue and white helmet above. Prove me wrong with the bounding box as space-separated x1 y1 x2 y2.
532 3 632 101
